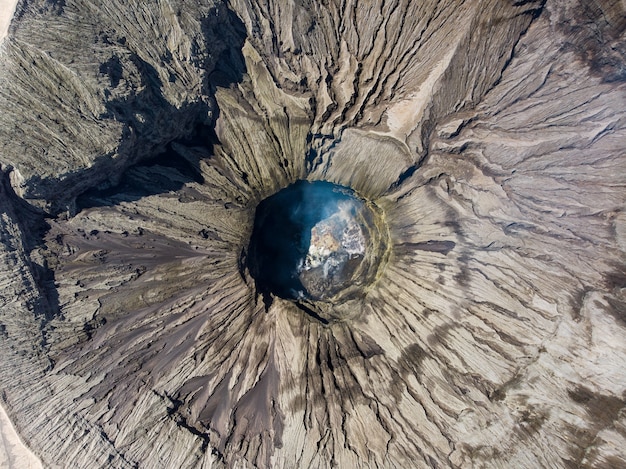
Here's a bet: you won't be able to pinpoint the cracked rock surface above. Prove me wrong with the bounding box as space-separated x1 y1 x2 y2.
1 0 625 468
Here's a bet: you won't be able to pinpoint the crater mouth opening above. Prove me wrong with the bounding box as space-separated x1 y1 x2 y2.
247 180 389 306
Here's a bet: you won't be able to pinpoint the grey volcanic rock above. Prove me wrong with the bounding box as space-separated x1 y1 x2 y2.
0 0 625 468
0 0 243 212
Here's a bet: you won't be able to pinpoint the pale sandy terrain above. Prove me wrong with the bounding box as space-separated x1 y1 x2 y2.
0 0 18 43
0 403 42 469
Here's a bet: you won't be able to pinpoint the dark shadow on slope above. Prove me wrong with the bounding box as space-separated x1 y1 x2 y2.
0 170 60 330
5 3 291 467
76 5 247 210
7 5 248 330
76 128 212 210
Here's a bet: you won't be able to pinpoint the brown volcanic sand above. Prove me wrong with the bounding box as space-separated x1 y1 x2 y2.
0 0 625 468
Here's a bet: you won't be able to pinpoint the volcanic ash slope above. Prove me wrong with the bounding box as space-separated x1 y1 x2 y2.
0 0 625 468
